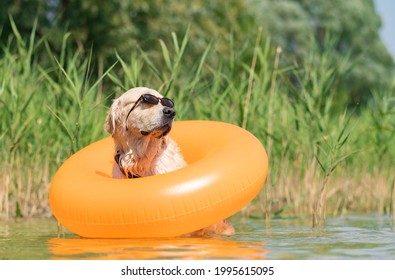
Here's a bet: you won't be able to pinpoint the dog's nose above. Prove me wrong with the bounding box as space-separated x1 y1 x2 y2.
163 107 176 119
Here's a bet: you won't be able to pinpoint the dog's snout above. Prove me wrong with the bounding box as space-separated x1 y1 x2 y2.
163 107 176 118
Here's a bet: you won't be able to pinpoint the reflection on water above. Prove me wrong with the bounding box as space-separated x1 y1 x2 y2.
48 237 266 260
0 215 394 260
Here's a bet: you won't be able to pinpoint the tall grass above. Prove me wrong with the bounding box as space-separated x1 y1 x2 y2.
0 22 110 219
0 26 394 225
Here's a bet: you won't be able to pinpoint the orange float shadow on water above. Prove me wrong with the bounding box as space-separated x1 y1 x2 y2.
47 236 267 260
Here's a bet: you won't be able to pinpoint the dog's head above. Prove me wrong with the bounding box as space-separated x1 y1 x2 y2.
105 87 176 140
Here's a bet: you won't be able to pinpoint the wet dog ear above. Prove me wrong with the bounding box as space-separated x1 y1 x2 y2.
104 100 119 135
104 110 115 135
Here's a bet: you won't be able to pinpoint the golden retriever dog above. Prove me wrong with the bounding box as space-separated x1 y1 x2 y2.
105 87 234 236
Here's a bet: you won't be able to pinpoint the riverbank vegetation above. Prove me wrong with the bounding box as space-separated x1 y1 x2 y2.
1 1 394 226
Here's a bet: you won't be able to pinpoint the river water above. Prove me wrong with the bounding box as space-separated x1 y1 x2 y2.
1 214 394 260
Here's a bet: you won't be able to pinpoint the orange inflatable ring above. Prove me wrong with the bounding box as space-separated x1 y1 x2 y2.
49 121 268 238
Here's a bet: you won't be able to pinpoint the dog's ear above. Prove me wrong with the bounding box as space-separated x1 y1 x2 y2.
104 100 119 135
104 109 115 135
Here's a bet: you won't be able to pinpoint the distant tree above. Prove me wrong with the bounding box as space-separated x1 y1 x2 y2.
53 0 257 82
0 0 51 41
54 0 137 76
0 0 254 75
249 0 394 104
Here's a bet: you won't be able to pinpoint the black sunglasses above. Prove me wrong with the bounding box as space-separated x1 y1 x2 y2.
125 94 175 130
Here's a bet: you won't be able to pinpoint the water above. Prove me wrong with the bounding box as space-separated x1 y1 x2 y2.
1 215 394 260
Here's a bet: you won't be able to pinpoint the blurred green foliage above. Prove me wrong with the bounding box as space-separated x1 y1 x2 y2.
0 0 394 106
251 0 394 104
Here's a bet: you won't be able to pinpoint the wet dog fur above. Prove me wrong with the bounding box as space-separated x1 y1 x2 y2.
105 87 234 236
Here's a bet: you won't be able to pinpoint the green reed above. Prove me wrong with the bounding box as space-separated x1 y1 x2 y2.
0 26 394 224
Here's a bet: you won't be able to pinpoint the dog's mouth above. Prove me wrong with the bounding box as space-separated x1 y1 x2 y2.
140 122 172 138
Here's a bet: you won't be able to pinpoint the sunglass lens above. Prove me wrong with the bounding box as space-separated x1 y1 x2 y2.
142 94 159 104
161 98 174 108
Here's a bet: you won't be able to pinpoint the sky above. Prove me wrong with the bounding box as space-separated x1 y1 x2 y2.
375 0 395 59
